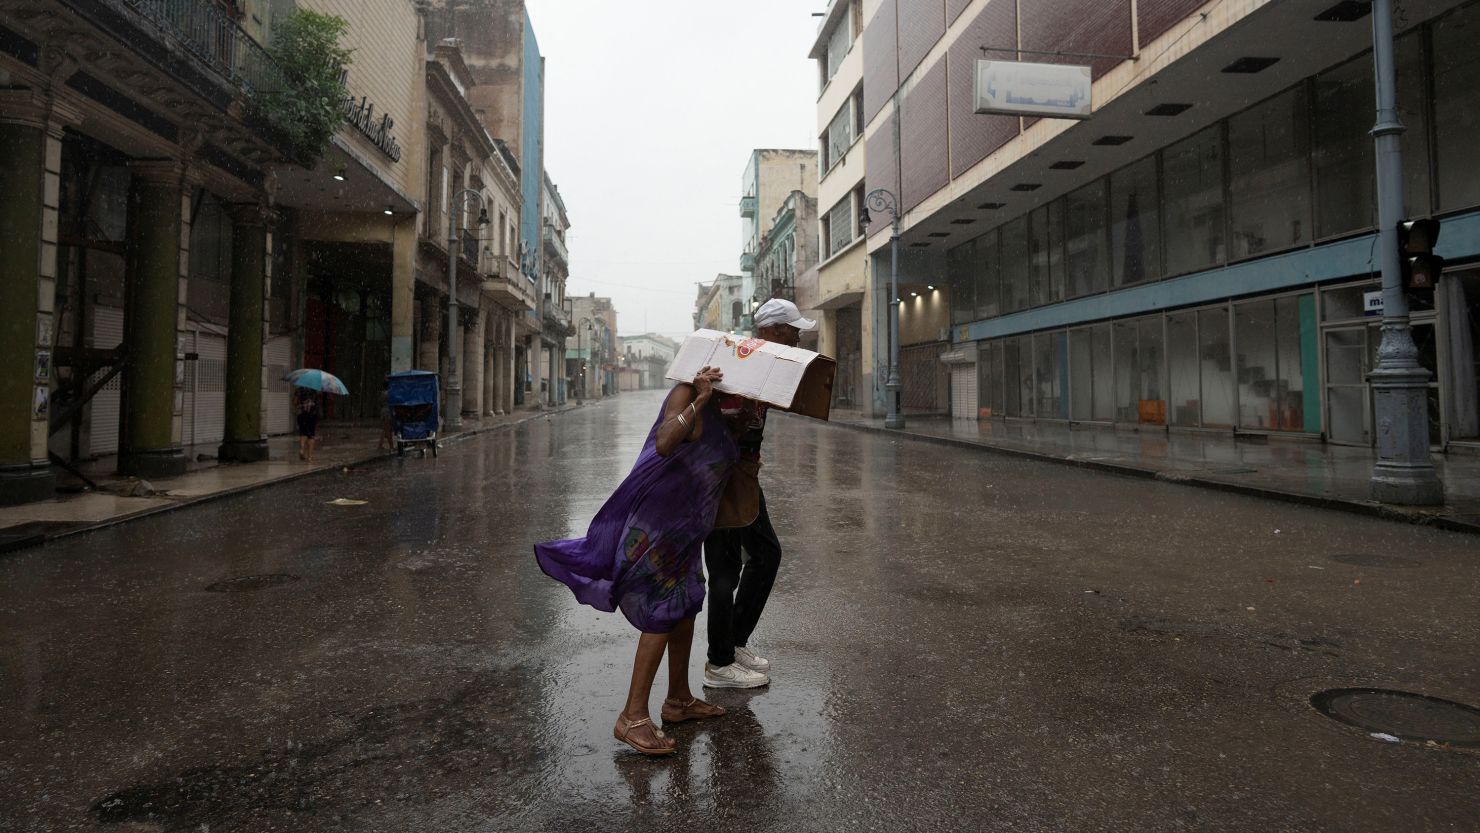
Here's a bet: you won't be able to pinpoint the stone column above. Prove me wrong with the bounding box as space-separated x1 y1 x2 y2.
390 217 416 373
484 336 496 416
120 162 191 478
219 205 271 462
462 303 485 418
0 92 77 504
419 293 441 373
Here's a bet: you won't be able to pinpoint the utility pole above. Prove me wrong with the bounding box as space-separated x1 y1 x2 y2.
1367 0 1443 505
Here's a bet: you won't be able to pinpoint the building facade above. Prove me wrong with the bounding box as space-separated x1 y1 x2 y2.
540 173 573 406
619 334 680 390
741 149 818 323
849 0 1480 451
567 294 616 399
805 1 871 409
694 274 749 333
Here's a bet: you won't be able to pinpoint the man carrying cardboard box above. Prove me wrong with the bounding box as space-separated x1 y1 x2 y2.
702 299 818 690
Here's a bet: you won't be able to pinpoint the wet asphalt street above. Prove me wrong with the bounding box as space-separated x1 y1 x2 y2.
2 389 1478 833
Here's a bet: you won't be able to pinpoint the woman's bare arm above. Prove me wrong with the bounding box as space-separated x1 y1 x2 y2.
655 366 722 457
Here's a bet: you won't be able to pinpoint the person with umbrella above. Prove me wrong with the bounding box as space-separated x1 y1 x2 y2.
283 369 349 463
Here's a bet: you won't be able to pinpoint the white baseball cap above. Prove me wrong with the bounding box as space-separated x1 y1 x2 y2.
753 299 817 331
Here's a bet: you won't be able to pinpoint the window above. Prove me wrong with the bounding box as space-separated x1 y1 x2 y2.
1310 36 1428 236
821 102 853 174
1110 155 1161 286
1434 3 1480 212
852 87 865 137
1064 180 1109 298
823 7 853 86
974 229 1000 321
1034 332 1067 419
1028 201 1064 307
1161 125 1225 277
1234 295 1319 432
948 238 977 326
1000 216 1030 314
1228 86 1311 258
825 195 853 257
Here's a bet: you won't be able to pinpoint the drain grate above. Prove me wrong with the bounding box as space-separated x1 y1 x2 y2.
204 574 301 593
1331 553 1422 569
1311 688 1480 748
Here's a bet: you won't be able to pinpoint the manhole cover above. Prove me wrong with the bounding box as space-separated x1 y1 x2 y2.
1311 688 1480 747
204 574 301 593
1330 553 1422 568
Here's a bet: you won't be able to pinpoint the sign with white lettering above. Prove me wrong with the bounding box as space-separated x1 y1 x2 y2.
1364 291 1384 315
974 60 1092 119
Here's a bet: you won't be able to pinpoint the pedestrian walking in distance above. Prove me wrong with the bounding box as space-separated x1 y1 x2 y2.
702 299 817 690
535 366 739 756
295 390 319 462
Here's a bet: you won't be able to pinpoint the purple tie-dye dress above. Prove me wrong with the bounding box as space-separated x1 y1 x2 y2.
535 392 738 633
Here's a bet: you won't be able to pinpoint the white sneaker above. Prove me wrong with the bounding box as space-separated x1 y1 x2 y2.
734 646 771 674
703 662 770 689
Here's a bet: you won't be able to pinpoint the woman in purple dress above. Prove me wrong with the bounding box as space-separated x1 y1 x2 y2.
535 366 737 756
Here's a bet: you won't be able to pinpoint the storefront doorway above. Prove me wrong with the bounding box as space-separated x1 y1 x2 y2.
1320 281 1440 448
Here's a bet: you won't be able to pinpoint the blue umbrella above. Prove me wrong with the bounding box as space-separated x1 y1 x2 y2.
284 368 350 395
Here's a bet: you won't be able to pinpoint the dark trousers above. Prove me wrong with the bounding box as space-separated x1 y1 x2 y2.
704 489 782 668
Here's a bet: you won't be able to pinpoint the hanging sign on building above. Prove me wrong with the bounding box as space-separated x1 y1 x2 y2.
974 60 1092 119
342 94 403 162
1364 291 1385 315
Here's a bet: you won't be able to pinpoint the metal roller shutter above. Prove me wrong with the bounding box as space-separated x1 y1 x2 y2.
182 328 227 449
266 336 292 435
951 365 978 420
87 308 124 456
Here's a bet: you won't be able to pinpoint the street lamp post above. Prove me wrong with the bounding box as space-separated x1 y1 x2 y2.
445 189 488 433
1368 0 1443 505
575 322 585 405
861 188 905 430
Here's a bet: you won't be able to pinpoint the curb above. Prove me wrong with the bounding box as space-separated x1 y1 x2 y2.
817 417 1480 536
1 404 588 555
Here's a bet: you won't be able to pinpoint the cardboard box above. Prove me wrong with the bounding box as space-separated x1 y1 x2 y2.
665 329 836 421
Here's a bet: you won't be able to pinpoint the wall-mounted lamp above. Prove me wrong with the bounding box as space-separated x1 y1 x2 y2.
927 285 935 291
332 165 346 182
383 206 394 216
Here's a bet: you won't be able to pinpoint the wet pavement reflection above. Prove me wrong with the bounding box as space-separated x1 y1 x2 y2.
1 390 1477 832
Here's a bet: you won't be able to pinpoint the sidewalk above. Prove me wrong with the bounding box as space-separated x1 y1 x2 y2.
0 404 583 553
822 412 1480 534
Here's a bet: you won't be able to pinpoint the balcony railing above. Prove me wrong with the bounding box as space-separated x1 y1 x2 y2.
739 195 757 218
739 251 757 272
112 0 286 95
542 224 569 266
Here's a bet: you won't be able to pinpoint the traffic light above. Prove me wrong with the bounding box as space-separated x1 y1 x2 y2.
1398 218 1443 290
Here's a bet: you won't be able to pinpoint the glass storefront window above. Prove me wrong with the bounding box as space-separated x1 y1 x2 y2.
1065 180 1109 298
978 340 1005 418
975 229 1001 321
1069 328 1093 421
1110 155 1161 287
1314 54 1378 237
947 238 977 326
1235 300 1280 429
1091 324 1114 421
1314 34 1430 237
1236 295 1318 432
1028 204 1060 308
1161 125 1225 277
1199 308 1235 429
1434 2 1480 212
1229 86 1312 258
1016 335 1035 417
1001 216 1031 314
1034 332 1066 419
1167 312 1199 426
1113 321 1137 422
1002 336 1022 417
1138 317 1166 424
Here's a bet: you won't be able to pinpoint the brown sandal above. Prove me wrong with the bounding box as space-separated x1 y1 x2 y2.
614 716 676 756
660 697 727 724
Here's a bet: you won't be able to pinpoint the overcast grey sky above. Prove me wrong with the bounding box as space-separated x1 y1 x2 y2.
525 0 822 338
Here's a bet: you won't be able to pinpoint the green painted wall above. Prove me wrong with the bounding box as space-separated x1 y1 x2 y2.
224 221 265 441
0 124 43 465
124 179 181 452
